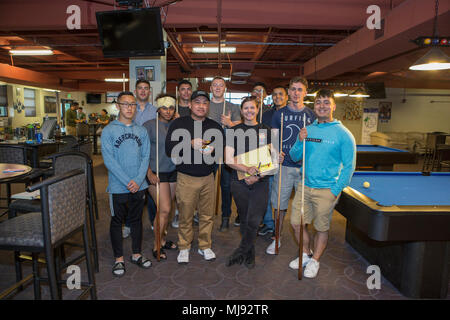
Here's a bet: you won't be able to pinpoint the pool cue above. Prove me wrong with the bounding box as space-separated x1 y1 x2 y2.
214 88 227 216
275 112 284 255
259 89 263 123
298 113 306 280
155 112 161 261
175 85 178 115
122 73 125 91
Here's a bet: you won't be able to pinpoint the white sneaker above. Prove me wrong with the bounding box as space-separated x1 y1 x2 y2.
198 248 216 261
171 211 179 228
289 253 312 270
265 239 281 255
304 258 320 278
177 249 190 264
122 226 130 239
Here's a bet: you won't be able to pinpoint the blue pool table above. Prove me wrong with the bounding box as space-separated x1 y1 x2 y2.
356 145 417 170
335 171 450 298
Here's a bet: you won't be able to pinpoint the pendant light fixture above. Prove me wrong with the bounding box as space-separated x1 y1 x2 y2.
409 0 450 71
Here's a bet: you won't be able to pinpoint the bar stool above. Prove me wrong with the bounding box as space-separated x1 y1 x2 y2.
422 132 447 171
0 169 97 300
8 151 99 272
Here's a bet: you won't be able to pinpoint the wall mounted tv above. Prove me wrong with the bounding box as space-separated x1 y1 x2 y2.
366 82 386 99
96 8 165 58
86 93 102 104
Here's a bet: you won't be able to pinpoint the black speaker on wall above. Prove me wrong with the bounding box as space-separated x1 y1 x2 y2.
366 82 386 99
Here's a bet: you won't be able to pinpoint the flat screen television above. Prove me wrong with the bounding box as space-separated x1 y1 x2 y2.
86 93 102 104
96 8 165 58
366 82 386 99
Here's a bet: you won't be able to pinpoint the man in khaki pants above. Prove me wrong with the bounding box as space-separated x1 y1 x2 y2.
165 90 224 264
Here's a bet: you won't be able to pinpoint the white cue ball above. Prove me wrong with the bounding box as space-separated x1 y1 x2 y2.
363 181 370 188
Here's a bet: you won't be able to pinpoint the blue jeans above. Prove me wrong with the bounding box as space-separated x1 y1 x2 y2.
262 175 274 229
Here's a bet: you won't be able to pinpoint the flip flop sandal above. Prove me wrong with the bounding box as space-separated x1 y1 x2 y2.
162 240 178 250
130 255 152 269
152 248 167 260
112 261 125 277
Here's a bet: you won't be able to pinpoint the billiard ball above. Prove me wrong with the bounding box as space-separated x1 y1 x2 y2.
363 181 370 188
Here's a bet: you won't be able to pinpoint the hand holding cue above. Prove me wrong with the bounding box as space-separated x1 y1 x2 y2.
156 112 161 261
298 113 306 280
275 112 284 255
259 89 263 123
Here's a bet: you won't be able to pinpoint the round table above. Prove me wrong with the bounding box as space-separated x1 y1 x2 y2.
0 163 32 182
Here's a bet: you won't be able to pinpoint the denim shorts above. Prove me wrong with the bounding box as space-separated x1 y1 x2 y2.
270 165 301 211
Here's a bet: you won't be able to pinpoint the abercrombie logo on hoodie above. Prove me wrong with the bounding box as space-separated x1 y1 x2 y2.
114 133 143 148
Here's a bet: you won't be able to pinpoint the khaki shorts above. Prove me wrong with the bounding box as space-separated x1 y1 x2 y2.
290 185 340 232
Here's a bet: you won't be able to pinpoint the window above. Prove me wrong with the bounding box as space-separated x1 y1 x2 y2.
44 96 57 113
0 85 7 117
226 92 251 105
23 88 36 117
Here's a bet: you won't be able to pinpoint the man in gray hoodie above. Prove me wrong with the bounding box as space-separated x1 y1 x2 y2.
101 91 151 277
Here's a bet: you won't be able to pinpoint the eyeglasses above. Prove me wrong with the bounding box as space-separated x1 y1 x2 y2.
118 102 137 108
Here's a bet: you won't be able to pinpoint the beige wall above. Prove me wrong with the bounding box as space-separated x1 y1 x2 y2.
0 81 58 127
369 88 450 134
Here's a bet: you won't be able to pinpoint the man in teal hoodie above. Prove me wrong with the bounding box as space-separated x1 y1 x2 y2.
101 91 151 277
289 89 356 278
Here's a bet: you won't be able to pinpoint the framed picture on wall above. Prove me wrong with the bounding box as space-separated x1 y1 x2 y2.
379 101 392 122
136 66 154 81
106 92 120 103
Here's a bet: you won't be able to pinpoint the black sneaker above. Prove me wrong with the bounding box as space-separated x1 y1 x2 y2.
219 218 229 232
257 224 274 236
233 216 240 226
226 249 244 267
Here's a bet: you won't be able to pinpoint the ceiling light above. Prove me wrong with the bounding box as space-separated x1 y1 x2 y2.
204 77 230 81
232 71 251 77
9 49 53 56
231 80 247 84
409 47 450 71
193 47 236 53
409 0 450 71
43 89 60 93
334 93 349 97
349 87 370 98
105 78 129 82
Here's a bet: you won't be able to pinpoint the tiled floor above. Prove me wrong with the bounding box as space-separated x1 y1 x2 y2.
0 155 449 300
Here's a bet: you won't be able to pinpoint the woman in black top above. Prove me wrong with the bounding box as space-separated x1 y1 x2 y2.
224 96 283 268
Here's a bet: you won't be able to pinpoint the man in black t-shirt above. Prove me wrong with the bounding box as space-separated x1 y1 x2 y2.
176 79 193 117
166 91 224 265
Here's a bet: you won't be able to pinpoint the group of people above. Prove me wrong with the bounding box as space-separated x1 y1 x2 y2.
65 101 111 137
100 76 356 279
